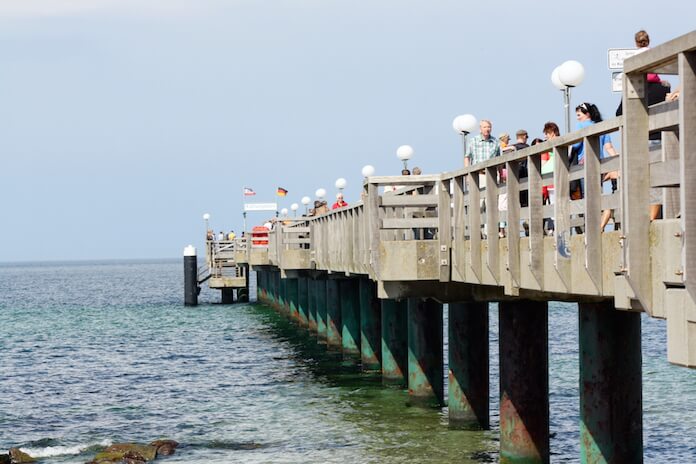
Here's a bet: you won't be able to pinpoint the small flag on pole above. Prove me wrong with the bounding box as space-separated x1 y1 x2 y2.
243 187 255 196
277 187 288 197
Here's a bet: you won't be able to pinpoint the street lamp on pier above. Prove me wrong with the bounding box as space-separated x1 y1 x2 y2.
203 213 210 239
301 196 311 215
452 114 477 165
291 203 299 217
551 60 585 133
396 145 414 171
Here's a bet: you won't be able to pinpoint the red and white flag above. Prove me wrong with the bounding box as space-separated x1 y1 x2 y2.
243 187 256 196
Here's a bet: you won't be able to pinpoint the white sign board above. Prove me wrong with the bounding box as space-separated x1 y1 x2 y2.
244 202 278 212
611 72 623 93
608 48 638 70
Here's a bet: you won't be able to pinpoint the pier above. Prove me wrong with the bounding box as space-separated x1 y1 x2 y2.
191 31 696 463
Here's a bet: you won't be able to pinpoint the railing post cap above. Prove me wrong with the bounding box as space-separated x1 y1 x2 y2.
184 245 197 257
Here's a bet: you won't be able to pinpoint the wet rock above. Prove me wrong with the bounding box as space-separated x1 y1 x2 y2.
8 449 35 463
0 453 10 464
87 443 157 464
149 440 178 457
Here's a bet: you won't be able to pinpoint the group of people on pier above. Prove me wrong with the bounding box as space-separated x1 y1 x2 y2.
206 230 241 241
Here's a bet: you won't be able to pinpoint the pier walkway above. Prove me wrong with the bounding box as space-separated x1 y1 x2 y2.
195 31 696 463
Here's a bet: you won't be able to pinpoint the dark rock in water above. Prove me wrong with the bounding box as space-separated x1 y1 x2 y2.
87 443 157 464
8 449 35 464
149 440 179 457
0 453 11 464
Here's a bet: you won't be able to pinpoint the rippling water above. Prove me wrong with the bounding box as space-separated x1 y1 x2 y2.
1 260 695 463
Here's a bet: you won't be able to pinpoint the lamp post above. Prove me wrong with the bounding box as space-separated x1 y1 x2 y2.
552 60 585 133
203 213 210 239
291 203 299 218
396 145 414 171
301 196 311 215
281 208 288 218
452 114 478 165
315 188 326 200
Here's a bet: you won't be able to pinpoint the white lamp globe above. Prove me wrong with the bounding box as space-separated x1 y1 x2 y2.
559 60 585 87
315 188 326 199
301 196 311 206
361 165 375 177
551 65 565 90
335 178 347 190
203 213 210 220
281 208 288 216
396 145 414 161
290 203 299 211
452 114 478 134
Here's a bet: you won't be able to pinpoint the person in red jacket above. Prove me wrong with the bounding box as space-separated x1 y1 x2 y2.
332 193 348 209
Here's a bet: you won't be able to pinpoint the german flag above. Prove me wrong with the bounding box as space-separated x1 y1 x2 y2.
277 187 288 197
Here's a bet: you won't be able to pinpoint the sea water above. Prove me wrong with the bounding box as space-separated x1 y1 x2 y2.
1 260 695 463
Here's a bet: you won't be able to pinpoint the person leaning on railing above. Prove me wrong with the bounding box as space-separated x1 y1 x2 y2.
569 103 619 231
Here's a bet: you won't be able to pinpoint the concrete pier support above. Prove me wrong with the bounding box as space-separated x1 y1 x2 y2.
448 302 489 429
272 271 281 310
286 278 299 322
325 279 341 349
359 278 381 371
407 298 444 406
579 301 643 463
297 277 309 327
277 272 288 315
316 278 329 343
221 288 234 304
340 279 360 359
381 299 408 385
499 300 549 464
308 279 318 333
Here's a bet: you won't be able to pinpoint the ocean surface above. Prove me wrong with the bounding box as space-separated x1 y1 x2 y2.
1 259 695 463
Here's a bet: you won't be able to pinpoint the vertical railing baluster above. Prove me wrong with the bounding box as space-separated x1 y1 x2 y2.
486 166 500 283
506 160 520 292
468 171 482 282
584 135 603 294
554 145 572 290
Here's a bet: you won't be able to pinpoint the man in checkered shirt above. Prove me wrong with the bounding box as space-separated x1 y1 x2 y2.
464 119 500 166
464 119 500 238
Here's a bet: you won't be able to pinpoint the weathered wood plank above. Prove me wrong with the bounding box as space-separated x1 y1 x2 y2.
380 194 439 207
554 145 572 291
486 166 500 283
381 217 439 229
650 159 681 188
452 175 466 281
622 71 652 313
438 179 452 282
506 160 521 292
468 172 482 282
527 153 544 289
583 135 603 294
680 51 696 302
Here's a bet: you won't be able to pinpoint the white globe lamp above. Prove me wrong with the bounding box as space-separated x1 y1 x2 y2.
396 145 414 170
452 114 477 135
361 165 375 178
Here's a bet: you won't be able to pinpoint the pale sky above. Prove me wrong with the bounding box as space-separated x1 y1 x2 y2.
2 0 694 261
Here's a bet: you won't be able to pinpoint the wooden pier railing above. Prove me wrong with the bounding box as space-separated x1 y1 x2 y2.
208 30 696 368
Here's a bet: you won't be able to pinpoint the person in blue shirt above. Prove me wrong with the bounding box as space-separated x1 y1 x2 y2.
570 102 619 230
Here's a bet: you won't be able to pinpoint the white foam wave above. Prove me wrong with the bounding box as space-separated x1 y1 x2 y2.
20 439 112 458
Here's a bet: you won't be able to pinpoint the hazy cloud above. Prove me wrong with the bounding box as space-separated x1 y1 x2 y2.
0 0 209 18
